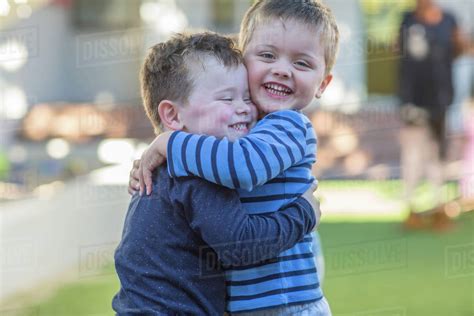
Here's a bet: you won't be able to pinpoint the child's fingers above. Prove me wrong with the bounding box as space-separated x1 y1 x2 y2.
130 163 140 182
302 181 317 199
129 178 140 194
314 200 322 229
310 180 318 192
133 159 141 169
301 190 320 229
127 161 140 195
144 169 153 195
138 165 145 196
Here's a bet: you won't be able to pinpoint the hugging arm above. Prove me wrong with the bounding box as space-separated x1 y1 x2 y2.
167 110 312 191
182 179 319 266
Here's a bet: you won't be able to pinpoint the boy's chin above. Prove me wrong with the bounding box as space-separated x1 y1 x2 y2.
226 131 248 141
257 101 293 114
226 135 242 141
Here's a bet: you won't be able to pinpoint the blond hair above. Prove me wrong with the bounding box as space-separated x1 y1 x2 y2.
239 0 339 75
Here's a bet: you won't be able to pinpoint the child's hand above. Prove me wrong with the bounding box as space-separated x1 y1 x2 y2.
138 131 172 195
301 181 321 229
128 159 141 195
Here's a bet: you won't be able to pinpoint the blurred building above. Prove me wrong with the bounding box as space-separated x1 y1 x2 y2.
0 0 252 145
0 0 369 143
0 0 472 181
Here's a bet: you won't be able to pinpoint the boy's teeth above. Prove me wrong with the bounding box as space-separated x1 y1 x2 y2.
232 123 246 131
264 83 292 96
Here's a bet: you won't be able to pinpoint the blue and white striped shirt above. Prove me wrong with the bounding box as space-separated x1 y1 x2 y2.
167 109 323 313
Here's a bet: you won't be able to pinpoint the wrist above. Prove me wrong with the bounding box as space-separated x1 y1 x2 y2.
157 131 172 157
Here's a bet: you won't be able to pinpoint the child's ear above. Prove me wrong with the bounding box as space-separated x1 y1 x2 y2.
315 74 333 98
158 100 184 131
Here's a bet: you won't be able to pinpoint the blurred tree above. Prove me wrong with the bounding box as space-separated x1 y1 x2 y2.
73 0 140 30
361 0 415 94
0 150 10 180
212 0 235 32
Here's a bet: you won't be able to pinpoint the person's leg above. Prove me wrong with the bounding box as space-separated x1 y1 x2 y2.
400 125 428 209
426 134 444 206
430 111 448 161
449 56 473 134
427 112 447 206
461 110 474 200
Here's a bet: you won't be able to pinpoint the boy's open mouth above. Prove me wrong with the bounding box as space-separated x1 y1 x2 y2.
263 83 293 97
230 123 249 132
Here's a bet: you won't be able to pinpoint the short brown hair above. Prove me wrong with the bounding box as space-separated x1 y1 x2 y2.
239 0 339 75
140 32 243 134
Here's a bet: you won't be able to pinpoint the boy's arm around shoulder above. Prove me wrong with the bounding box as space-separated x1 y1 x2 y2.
177 176 317 267
168 110 313 191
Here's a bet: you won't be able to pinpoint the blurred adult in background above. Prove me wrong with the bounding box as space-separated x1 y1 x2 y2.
398 0 469 215
461 100 474 206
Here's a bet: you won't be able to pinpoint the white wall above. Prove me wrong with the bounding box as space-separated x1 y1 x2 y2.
1 5 69 103
320 0 367 112
0 0 368 114
0 3 141 106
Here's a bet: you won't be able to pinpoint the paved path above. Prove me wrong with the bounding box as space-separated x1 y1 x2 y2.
318 188 403 218
0 165 131 302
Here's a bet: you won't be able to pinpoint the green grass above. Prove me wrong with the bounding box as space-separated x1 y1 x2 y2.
320 212 474 315
4 180 472 316
4 265 120 316
8 213 473 316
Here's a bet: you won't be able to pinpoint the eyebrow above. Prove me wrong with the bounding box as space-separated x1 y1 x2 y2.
213 87 236 95
213 87 251 97
255 44 277 50
296 52 317 60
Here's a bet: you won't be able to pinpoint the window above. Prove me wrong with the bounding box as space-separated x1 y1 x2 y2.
211 0 235 32
73 0 141 30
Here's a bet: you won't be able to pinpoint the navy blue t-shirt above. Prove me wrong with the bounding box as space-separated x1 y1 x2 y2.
112 166 315 315
399 11 458 112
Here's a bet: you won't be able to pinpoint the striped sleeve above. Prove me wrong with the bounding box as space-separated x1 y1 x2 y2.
167 110 309 191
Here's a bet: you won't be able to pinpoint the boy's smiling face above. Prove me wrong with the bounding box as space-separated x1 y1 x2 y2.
243 19 332 114
178 57 257 141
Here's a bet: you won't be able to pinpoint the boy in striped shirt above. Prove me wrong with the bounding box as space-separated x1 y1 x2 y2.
135 0 339 314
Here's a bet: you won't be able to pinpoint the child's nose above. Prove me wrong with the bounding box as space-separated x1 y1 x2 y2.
271 61 291 79
236 100 253 114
